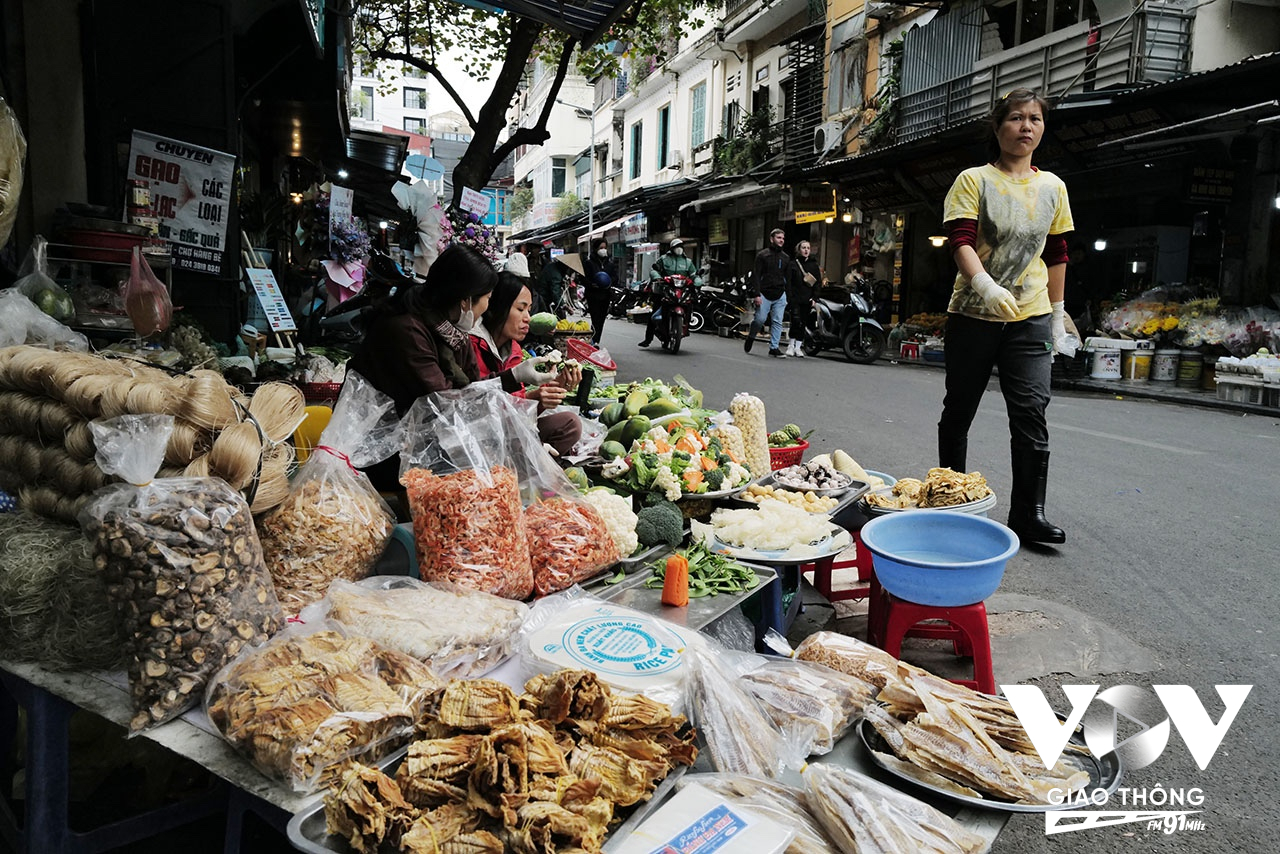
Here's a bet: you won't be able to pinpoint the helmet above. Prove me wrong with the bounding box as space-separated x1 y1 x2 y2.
592 271 613 288
668 238 684 250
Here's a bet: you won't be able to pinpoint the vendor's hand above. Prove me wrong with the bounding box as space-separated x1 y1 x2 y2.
1050 300 1068 355
511 356 551 384
557 363 582 390
969 271 1019 320
753 295 762 306
535 383 569 411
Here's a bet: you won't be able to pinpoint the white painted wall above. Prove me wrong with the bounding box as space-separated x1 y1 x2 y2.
349 65 432 134
511 63 592 228
1190 0 1280 73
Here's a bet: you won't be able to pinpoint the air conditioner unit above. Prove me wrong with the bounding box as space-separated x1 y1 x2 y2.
670 150 685 167
813 121 843 155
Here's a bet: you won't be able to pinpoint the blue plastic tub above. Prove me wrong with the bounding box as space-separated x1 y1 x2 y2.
860 510 1019 606
863 469 898 487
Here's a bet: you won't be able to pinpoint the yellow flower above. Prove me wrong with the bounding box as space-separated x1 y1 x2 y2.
1140 319 1160 336
1162 316 1179 331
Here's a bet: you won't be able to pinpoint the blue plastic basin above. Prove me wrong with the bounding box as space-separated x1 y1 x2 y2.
860 510 1019 606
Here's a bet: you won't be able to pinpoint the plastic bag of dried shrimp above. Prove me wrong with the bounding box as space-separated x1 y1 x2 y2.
78 414 284 733
257 373 399 616
399 383 534 599
304 576 528 678
205 620 444 792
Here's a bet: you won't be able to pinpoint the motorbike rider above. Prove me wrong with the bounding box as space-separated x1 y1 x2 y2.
786 240 822 358
638 238 701 347
745 228 791 357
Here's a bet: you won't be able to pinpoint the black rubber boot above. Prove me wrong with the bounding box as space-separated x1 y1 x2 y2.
744 323 760 353
938 433 968 472
1007 449 1065 545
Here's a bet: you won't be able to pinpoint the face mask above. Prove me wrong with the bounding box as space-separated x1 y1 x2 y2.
457 302 476 333
673 247 684 256
597 248 608 258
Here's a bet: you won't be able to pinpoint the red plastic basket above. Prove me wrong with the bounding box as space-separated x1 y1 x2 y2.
769 439 809 470
301 381 342 406
565 338 617 371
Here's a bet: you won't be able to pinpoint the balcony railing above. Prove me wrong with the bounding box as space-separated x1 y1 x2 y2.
896 6 1193 143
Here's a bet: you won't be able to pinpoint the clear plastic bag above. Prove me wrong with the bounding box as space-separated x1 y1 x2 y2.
14 237 75 322
399 383 533 599
803 763 990 854
257 373 398 615
0 290 88 351
740 654 876 755
79 414 284 732
773 629 901 690
677 773 839 854
205 621 444 792
307 576 528 678
124 246 172 336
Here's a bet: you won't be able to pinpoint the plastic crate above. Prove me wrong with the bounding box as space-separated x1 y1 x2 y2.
922 349 946 364
301 381 342 405
769 439 809 470
1216 377 1264 405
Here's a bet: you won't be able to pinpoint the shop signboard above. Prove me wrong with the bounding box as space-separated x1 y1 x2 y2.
793 184 836 224
622 213 648 244
127 130 236 275
246 268 297 332
708 215 728 245
1187 166 1233 204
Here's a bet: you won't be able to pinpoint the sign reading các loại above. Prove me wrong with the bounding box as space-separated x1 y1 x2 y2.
127 131 236 274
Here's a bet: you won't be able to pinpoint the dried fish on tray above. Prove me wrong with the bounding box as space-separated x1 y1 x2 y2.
864 468 992 510
803 762 990 854
311 669 697 854
318 577 527 679
206 623 445 792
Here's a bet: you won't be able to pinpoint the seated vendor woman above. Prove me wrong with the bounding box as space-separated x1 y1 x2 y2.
347 243 497 490
471 271 583 458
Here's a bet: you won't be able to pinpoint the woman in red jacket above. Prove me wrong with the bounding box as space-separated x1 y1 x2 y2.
471 272 583 457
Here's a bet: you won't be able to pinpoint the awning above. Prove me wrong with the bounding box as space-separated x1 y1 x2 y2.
458 0 632 47
680 181 778 212
575 212 639 243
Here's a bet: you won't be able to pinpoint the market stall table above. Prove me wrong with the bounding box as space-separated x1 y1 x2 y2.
0 657 314 854
584 557 777 632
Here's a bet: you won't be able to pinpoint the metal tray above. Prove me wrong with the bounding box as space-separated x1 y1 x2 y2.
287 757 685 853
707 525 854 566
723 476 870 515
766 468 863 498
857 718 1122 813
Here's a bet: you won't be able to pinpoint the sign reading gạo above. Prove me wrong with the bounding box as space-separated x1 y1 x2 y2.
127 130 236 275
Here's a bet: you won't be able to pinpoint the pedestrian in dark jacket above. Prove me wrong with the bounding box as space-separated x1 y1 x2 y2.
744 228 791 357
583 238 616 345
786 240 822 357
535 256 566 315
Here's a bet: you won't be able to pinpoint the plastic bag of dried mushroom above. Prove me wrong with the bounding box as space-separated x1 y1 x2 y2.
79 413 284 733
205 622 445 792
257 373 400 616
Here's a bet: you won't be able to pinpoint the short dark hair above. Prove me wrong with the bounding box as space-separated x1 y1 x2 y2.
422 244 497 310
770 228 786 238
592 238 608 252
986 89 1052 159
482 271 532 335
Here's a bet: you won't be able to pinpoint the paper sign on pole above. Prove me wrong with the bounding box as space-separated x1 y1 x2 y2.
246 268 297 332
459 187 490 217
329 186 354 240
127 130 236 274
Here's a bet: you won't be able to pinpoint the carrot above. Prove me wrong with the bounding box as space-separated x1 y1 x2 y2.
661 554 689 607
675 436 699 455
682 469 703 490
700 454 717 471
654 439 671 453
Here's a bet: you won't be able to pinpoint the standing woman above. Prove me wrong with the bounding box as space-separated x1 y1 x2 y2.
583 238 616 346
347 243 497 490
786 240 821 357
936 88 1074 545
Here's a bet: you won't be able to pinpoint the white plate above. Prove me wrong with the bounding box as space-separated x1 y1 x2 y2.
768 468 857 497
707 524 853 565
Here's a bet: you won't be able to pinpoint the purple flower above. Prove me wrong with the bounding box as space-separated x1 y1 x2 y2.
465 227 476 237
469 212 480 223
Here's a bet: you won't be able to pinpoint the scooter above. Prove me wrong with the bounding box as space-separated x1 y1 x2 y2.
650 274 697 353
803 284 887 364
692 283 747 333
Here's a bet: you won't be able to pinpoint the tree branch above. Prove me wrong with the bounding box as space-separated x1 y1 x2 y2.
366 48 480 128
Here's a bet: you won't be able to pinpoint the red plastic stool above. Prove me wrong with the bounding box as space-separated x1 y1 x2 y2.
873 593 996 695
806 531 874 603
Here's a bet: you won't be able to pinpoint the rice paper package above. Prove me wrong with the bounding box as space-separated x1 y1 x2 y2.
78 414 284 732
258 373 398 615
399 383 534 599
308 576 528 678
205 621 444 792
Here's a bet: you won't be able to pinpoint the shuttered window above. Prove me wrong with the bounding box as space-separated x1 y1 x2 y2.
690 83 707 148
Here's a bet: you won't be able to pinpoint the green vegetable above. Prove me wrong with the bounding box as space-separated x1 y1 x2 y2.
600 441 627 461
634 501 684 548
603 566 628 585
644 541 760 597
703 468 725 490
528 312 558 335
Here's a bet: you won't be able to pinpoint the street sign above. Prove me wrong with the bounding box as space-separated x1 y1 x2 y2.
460 186 490 216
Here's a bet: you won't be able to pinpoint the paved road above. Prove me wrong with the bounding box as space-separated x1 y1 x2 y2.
596 318 1280 853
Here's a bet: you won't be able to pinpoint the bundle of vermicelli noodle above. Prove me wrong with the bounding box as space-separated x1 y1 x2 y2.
181 369 240 429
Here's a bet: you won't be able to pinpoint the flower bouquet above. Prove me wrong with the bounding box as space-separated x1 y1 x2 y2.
438 206 500 264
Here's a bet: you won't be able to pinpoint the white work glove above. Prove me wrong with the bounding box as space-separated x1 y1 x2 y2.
1051 301 1077 357
969 271 1019 320
511 356 552 384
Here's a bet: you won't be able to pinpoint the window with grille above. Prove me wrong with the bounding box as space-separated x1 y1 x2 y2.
690 83 707 148
630 121 643 179
352 85 374 120
403 87 426 110
404 117 426 134
552 157 567 196
986 0 1098 51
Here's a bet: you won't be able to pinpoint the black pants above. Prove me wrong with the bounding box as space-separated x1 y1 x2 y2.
938 313 1053 455
789 289 813 342
585 288 610 345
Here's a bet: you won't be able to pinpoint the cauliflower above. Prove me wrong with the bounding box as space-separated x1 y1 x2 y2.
652 466 683 502
724 461 752 488
602 457 631 479
638 439 659 454
646 426 669 443
582 490 639 556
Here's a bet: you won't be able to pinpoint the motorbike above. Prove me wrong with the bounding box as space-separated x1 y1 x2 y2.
608 279 648 319
302 249 419 347
802 284 887 364
649 274 697 353
691 280 749 333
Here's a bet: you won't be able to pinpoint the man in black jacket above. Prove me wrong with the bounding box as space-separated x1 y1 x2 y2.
745 228 791 357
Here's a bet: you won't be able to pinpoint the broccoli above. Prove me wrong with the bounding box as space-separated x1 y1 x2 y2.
716 453 732 467
703 467 726 490
634 500 684 548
